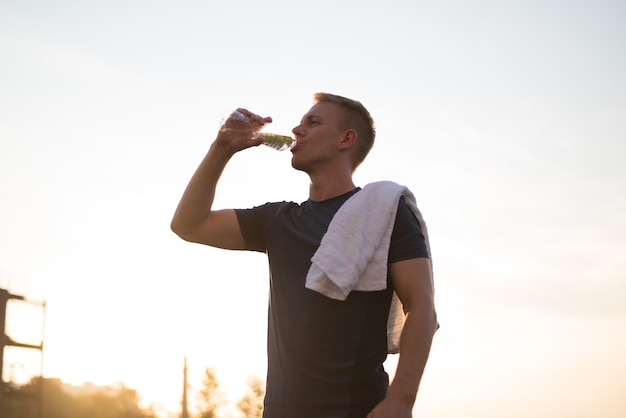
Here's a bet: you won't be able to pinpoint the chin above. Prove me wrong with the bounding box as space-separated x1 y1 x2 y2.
291 160 304 172
290 155 308 173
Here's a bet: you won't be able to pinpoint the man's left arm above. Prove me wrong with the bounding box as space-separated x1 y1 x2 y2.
367 257 437 418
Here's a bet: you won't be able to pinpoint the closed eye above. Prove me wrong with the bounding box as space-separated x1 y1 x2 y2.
299 114 322 127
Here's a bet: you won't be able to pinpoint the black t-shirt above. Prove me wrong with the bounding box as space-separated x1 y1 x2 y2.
235 188 428 418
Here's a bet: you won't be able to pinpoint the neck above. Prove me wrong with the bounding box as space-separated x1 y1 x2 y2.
308 172 356 202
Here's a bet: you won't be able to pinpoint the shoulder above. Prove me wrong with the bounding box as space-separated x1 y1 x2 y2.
235 200 302 221
238 200 299 212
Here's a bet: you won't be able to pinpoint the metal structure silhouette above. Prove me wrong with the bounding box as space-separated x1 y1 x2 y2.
0 288 46 417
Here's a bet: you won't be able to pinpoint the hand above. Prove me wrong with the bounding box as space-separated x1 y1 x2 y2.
216 108 272 153
366 396 413 418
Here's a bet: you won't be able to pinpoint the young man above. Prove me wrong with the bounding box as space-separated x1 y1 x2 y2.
171 93 437 418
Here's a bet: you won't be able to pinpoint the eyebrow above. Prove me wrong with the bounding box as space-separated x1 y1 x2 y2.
301 113 322 124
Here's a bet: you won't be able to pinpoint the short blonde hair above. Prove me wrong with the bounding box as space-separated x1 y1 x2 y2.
313 92 375 170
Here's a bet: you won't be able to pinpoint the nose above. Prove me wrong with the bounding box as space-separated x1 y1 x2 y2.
292 123 303 138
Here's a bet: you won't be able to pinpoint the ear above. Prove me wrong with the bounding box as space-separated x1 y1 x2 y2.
338 129 357 151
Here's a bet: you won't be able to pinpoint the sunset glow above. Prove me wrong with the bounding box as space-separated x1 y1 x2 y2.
1 1 625 417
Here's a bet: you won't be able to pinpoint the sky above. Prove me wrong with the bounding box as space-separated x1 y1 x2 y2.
1 0 625 417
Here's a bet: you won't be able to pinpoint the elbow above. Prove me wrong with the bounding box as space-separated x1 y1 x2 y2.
170 218 193 242
171 217 210 245
416 299 439 334
170 221 184 240
426 298 439 332
431 308 440 333
418 302 438 334
404 300 438 336
170 220 180 236
170 216 182 236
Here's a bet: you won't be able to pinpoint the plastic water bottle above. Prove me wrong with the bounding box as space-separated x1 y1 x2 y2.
222 110 294 151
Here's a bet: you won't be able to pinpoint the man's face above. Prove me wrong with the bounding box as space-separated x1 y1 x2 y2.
290 102 346 172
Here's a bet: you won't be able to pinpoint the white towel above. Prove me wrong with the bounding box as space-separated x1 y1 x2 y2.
305 181 432 354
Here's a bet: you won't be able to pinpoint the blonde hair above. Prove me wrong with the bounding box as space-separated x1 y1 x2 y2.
313 92 375 170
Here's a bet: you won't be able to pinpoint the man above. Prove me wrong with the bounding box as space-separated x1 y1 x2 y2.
171 93 437 418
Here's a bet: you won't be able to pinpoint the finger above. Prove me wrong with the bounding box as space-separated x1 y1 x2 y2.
248 114 272 126
230 110 250 123
234 108 272 126
222 111 252 131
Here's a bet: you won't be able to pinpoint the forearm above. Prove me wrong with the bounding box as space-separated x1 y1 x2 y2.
387 301 437 407
170 141 233 235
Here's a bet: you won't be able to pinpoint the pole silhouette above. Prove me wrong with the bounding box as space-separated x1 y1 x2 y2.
182 357 189 418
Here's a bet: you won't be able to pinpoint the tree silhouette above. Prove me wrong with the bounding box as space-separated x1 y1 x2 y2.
195 367 224 418
0 377 157 418
236 376 264 418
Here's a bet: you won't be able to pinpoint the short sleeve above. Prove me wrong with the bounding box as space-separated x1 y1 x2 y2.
388 198 429 264
235 204 274 252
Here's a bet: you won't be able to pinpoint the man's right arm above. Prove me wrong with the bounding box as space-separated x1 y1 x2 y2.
170 109 270 249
